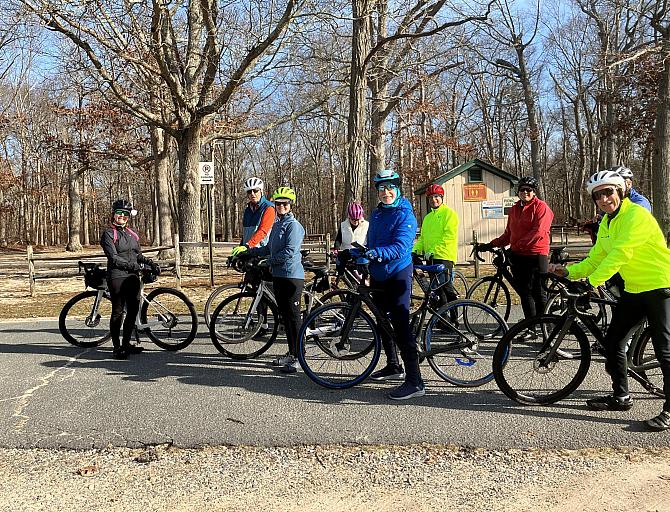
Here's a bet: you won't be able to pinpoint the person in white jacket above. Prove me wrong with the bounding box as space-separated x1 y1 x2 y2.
333 202 369 274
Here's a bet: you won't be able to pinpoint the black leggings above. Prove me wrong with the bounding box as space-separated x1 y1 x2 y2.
109 275 141 349
273 277 304 357
604 289 670 410
508 253 548 320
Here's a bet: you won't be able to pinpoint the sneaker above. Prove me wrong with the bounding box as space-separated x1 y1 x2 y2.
272 352 292 367
127 345 144 354
279 358 299 374
586 395 633 411
370 365 405 381
519 330 538 341
644 410 670 431
591 342 605 356
388 381 426 400
112 348 128 360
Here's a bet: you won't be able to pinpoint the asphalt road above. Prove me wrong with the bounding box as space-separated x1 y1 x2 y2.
0 316 668 450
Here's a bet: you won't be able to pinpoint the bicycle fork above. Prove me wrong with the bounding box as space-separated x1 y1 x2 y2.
85 291 107 328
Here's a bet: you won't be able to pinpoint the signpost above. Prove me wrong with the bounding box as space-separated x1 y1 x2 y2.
199 161 215 287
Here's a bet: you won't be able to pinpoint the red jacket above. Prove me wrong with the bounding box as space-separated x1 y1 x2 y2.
491 196 553 256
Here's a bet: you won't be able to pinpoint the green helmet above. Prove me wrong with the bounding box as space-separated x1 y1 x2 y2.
272 186 297 203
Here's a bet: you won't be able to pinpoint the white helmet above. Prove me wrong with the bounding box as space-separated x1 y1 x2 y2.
585 170 625 195
608 165 633 180
243 177 264 192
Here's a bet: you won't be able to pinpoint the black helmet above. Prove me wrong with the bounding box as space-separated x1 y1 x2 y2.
112 199 137 217
517 176 539 190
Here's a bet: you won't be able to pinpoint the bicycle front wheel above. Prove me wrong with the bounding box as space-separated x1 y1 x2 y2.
141 288 198 351
208 292 278 359
452 269 469 298
493 314 591 405
423 299 508 387
631 326 665 398
203 283 243 328
59 291 112 347
298 302 381 389
467 277 511 321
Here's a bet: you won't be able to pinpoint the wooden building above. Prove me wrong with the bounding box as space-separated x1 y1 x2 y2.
413 158 519 263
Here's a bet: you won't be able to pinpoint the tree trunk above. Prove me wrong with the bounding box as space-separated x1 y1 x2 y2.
515 46 541 180
66 165 83 252
175 121 204 264
151 127 174 254
652 41 670 241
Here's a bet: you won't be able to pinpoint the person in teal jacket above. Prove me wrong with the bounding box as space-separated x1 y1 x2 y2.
364 169 423 400
550 170 670 430
412 183 459 308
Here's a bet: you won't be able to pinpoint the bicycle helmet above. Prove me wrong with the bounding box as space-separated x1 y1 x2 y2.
426 184 444 196
585 170 625 195
517 176 539 191
373 169 401 188
607 165 633 180
347 202 364 220
111 198 137 217
243 176 264 192
272 186 296 203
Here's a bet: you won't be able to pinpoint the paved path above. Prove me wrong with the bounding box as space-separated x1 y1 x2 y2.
0 318 668 450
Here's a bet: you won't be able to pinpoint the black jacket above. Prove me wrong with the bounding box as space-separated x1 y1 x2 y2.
101 225 149 281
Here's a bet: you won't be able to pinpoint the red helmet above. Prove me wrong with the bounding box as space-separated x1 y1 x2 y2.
426 184 444 196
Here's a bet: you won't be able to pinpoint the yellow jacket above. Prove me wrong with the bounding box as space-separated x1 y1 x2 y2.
567 198 670 292
413 203 459 262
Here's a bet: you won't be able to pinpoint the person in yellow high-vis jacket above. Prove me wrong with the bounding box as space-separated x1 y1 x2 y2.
412 184 459 308
550 170 670 431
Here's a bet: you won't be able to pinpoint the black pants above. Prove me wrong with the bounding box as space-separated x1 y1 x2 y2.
429 258 459 306
604 289 670 411
109 275 141 349
508 253 548 320
273 277 304 357
372 264 423 386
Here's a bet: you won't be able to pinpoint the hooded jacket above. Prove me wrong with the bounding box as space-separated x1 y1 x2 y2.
491 196 553 256
248 212 305 280
413 203 459 262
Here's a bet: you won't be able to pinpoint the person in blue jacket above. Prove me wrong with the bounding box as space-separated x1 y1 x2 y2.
364 169 423 400
234 186 305 374
615 166 652 212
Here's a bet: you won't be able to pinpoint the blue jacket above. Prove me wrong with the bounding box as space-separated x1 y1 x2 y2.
242 196 274 247
249 212 305 279
366 197 417 281
629 187 652 212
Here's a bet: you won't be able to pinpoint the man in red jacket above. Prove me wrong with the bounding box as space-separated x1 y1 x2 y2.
479 176 554 325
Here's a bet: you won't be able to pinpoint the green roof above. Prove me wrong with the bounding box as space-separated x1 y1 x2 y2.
413 158 519 195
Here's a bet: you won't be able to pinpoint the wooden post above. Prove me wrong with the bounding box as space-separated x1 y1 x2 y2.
173 232 181 290
472 230 479 278
325 232 331 268
27 245 35 297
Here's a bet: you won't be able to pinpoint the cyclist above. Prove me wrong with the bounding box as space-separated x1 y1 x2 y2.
234 186 305 374
231 177 276 259
100 199 160 360
549 170 670 431
412 183 459 308
332 201 369 275
364 169 423 400
479 176 554 327
615 166 651 212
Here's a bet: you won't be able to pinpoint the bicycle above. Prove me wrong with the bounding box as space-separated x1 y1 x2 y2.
467 243 516 321
296 250 508 389
492 273 663 405
411 255 469 312
59 261 198 351
207 255 350 359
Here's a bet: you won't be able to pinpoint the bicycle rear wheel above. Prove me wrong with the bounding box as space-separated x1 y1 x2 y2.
493 314 591 405
203 283 243 328
208 292 278 359
298 301 381 389
452 269 469 298
631 326 665 398
467 277 511 322
59 291 112 347
423 299 507 387
141 288 198 351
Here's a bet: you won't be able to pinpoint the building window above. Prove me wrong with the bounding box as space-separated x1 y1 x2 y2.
468 168 483 182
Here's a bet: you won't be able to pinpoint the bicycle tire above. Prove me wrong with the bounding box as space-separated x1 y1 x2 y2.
423 299 508 387
59 291 112 347
493 314 591 405
631 326 665 398
467 277 511 322
452 269 469 298
203 283 243 328
141 288 198 351
208 292 278 359
298 301 381 389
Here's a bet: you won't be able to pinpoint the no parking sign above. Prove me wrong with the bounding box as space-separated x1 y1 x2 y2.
199 161 215 185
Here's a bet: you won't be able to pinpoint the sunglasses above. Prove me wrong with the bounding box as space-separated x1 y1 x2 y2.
518 187 534 193
274 201 291 207
247 189 261 195
376 184 396 192
592 187 616 201
114 210 130 216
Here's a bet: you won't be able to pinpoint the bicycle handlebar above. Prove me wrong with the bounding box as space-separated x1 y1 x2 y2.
539 272 591 299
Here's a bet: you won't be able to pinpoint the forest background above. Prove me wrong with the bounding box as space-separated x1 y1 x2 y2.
0 0 669 264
